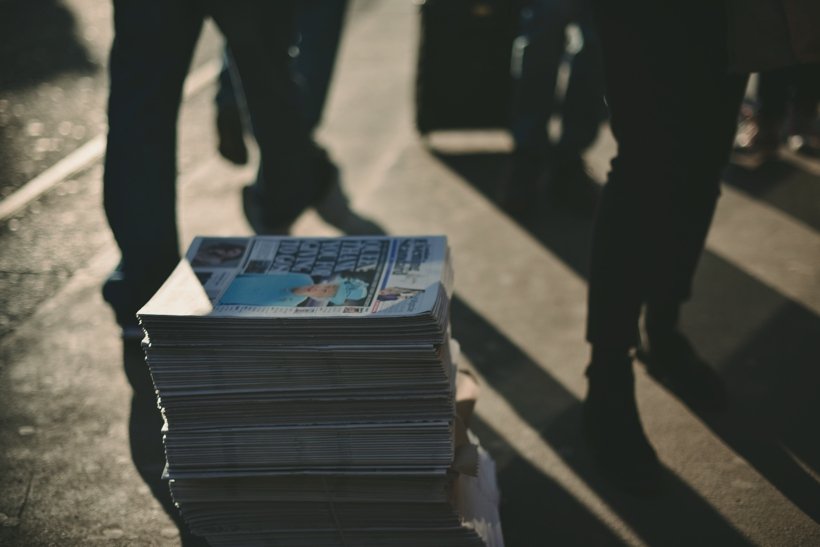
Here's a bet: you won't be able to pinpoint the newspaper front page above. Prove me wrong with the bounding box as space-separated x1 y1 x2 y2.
179 235 449 318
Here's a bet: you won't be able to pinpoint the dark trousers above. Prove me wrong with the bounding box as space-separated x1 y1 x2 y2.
104 0 313 310
215 0 348 202
586 3 748 349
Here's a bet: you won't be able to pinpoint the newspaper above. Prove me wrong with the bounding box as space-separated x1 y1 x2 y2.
141 235 451 319
136 235 502 546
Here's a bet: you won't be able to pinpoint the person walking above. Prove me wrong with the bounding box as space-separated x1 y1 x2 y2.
581 2 747 495
102 1 332 338
583 0 820 495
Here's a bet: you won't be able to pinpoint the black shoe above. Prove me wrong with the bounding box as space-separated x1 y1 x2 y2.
242 184 291 235
497 148 545 218
242 146 340 234
102 263 144 341
583 362 665 497
637 330 727 412
103 260 177 341
546 156 600 215
216 105 248 165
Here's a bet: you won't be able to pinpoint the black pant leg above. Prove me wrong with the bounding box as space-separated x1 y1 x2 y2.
104 0 204 308
586 3 746 348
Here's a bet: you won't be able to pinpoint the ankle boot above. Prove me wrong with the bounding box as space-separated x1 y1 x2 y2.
583 358 664 496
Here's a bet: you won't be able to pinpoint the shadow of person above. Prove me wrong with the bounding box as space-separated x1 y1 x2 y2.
437 149 601 223
683 253 820 523
636 330 728 413
433 149 598 279
451 297 754 546
312 177 384 236
122 341 209 547
0 0 96 92
470 415 627 547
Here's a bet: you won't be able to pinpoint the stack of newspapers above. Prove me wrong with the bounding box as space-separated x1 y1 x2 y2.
138 235 503 546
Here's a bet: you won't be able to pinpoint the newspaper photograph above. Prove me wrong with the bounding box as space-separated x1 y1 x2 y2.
182 235 449 318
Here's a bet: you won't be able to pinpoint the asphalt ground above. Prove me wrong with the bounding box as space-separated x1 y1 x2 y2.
1 1 819 545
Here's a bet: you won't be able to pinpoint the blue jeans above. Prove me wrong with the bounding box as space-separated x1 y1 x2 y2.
104 0 315 311
510 0 605 157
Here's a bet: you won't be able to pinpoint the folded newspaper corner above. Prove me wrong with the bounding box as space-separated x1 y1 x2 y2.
138 235 504 547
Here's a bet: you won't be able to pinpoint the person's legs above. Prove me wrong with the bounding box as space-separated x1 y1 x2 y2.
500 0 571 214
105 4 210 541
210 1 334 231
586 10 679 353
584 1 746 491
248 0 348 229
103 0 204 329
587 4 745 351
637 17 747 411
215 0 347 141
579 7 671 493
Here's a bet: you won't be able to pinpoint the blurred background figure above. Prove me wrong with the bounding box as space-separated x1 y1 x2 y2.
733 64 820 168
498 0 605 215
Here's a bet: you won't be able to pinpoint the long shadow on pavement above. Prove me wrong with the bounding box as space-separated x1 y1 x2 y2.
435 149 820 527
452 298 752 547
723 159 820 232
684 253 820 523
469 413 624 547
123 341 210 547
122 310 627 546
0 0 98 203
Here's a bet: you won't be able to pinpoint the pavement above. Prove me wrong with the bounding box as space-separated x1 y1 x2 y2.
1 1 819 545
